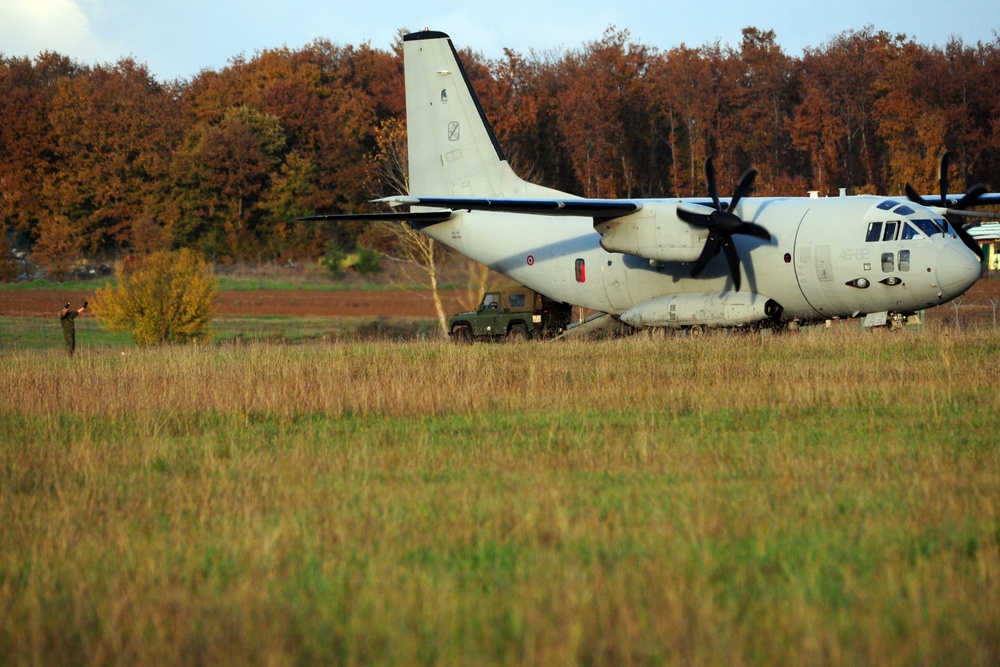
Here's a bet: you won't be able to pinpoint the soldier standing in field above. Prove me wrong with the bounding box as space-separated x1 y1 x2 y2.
60 300 87 357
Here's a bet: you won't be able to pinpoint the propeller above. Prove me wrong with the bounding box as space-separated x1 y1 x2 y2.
676 157 771 292
904 151 984 260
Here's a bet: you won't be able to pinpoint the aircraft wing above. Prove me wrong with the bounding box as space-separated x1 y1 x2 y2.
944 209 1000 220
942 192 1000 207
376 196 641 219
301 190 998 224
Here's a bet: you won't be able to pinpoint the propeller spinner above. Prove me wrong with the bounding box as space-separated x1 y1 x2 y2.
905 151 985 260
676 157 771 292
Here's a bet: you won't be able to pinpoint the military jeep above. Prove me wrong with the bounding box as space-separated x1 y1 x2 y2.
447 286 572 342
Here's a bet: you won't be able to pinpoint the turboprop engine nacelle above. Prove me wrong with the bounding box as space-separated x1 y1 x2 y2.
594 205 704 263
620 292 782 328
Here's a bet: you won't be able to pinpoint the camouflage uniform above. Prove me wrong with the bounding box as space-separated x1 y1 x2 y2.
60 307 79 357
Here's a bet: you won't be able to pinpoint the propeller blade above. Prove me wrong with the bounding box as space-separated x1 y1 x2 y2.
722 240 742 292
938 151 952 206
900 150 984 260
704 157 721 212
729 168 758 211
953 223 985 261
738 222 772 242
690 232 721 278
676 206 714 227
905 183 931 208
956 183 987 210
686 158 768 291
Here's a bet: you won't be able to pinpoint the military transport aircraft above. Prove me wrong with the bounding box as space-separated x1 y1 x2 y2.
305 30 1000 333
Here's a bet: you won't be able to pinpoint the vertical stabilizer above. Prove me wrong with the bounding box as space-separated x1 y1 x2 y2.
403 31 565 199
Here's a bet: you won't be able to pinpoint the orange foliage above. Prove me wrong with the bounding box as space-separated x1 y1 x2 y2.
2 28 1000 264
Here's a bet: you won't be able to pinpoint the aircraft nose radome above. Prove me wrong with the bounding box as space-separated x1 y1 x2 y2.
936 244 982 297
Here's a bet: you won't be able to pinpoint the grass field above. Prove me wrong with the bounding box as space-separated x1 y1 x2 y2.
0 315 440 351
2 329 999 665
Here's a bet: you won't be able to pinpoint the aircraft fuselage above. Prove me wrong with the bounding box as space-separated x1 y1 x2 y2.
421 194 981 326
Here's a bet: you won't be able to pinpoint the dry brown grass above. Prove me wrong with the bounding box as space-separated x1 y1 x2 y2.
4 325 997 418
1 327 998 665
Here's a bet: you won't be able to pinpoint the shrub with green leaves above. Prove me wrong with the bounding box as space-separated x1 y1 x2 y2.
352 247 382 275
93 249 218 345
321 240 381 277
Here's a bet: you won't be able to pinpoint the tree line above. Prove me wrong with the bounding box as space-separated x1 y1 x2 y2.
2 25 999 272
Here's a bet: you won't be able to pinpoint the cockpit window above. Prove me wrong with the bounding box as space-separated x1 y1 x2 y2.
865 221 883 242
893 204 916 216
877 200 899 211
900 222 921 240
910 219 941 237
882 221 899 242
937 218 954 235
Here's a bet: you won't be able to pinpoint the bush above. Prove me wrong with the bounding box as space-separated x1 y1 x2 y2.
320 241 347 277
93 249 218 346
320 240 381 277
353 247 382 275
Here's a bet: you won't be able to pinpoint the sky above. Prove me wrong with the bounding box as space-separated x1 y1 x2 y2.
1 0 998 81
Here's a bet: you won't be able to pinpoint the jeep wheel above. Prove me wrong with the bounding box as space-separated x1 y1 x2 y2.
452 325 473 344
508 323 528 342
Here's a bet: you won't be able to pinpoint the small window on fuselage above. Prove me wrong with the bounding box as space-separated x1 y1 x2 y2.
898 249 910 271
882 252 894 272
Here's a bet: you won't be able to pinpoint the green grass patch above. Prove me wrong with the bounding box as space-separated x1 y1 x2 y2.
0 277 115 291
0 316 133 350
0 315 442 351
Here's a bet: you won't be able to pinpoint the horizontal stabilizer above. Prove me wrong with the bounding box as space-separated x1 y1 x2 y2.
298 210 454 224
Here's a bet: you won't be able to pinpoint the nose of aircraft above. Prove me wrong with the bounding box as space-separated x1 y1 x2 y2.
935 243 982 299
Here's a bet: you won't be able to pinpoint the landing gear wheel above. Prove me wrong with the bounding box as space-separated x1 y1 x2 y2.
508 324 528 342
452 326 472 344
687 325 705 338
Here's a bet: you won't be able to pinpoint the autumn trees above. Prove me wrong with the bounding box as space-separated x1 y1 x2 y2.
0 40 403 269
2 27 999 274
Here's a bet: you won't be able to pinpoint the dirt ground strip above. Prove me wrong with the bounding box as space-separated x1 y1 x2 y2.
2 281 999 326
0 289 473 320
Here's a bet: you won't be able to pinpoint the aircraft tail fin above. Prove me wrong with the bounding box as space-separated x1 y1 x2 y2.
403 31 565 200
